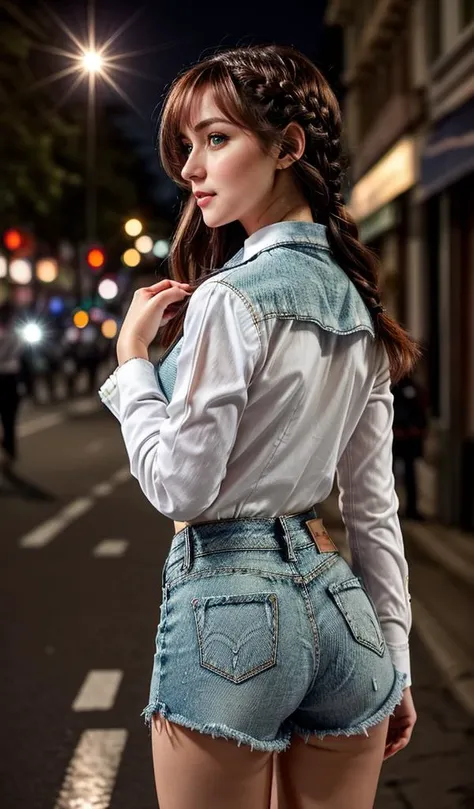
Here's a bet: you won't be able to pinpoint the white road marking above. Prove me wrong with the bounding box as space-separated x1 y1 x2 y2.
72 670 123 712
19 466 129 549
111 466 130 484
18 413 64 437
93 540 129 557
53 729 127 809
19 516 68 549
92 482 114 497
62 497 94 521
20 497 95 549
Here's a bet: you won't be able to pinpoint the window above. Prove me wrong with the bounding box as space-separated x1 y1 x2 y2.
426 0 442 63
461 0 474 26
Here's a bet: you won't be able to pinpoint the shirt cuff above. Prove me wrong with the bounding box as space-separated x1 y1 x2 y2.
98 371 120 419
388 645 411 688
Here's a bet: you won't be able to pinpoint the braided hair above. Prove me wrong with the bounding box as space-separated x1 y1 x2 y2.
158 44 419 380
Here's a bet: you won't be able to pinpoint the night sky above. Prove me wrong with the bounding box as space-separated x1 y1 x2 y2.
44 0 341 209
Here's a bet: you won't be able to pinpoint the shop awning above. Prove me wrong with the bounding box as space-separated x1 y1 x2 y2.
419 95 474 200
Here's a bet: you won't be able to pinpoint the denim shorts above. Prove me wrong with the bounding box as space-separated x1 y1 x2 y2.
141 508 406 752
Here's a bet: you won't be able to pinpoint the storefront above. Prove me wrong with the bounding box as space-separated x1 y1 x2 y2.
419 94 474 529
349 136 417 325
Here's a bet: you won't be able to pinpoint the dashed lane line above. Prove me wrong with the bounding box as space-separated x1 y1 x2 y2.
19 466 130 549
93 540 129 557
18 413 65 437
53 729 128 809
72 670 124 712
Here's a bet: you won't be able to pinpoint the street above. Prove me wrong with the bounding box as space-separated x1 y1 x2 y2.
1 397 473 809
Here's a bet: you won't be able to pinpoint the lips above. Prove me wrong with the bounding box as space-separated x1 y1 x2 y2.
194 191 216 199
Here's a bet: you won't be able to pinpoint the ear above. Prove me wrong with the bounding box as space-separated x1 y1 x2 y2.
277 122 306 169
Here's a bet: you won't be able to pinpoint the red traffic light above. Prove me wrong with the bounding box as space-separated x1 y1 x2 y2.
86 247 105 270
4 229 22 251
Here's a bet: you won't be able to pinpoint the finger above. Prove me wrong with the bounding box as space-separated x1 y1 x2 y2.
151 287 192 308
147 279 191 292
384 727 412 759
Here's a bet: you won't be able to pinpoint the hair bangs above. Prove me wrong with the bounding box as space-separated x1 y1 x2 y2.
159 62 250 187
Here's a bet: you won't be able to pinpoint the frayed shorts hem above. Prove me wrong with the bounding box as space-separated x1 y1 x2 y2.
140 699 292 753
288 668 407 744
140 669 406 753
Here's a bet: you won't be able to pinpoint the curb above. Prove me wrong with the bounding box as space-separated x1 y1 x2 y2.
412 597 474 717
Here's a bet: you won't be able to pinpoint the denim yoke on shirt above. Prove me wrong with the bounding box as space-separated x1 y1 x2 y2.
155 229 375 404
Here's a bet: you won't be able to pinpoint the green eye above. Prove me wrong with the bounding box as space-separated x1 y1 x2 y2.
209 133 227 147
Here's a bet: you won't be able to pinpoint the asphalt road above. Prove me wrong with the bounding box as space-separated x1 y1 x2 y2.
1 400 473 809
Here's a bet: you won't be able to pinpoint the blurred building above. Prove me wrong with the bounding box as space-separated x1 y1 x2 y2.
326 0 474 530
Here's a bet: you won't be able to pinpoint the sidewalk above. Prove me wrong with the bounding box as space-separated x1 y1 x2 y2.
319 490 474 717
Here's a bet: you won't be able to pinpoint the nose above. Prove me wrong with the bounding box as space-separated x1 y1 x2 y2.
181 150 206 183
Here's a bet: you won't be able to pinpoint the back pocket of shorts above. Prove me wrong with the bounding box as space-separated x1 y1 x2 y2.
328 577 385 657
192 593 278 683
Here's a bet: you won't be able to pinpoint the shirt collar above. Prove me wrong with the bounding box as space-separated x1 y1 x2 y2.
242 220 329 262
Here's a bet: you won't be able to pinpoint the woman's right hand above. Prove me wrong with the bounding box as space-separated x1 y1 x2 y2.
383 686 417 759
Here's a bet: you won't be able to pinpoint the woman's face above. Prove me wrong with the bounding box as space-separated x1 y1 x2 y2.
179 87 283 236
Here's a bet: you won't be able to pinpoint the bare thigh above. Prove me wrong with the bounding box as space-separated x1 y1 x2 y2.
274 717 389 809
151 715 274 809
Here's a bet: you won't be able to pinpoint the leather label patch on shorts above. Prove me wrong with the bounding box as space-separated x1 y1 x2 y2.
305 518 338 553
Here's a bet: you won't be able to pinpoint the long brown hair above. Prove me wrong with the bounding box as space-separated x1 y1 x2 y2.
157 43 419 380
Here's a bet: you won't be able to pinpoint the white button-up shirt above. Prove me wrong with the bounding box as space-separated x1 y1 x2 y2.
99 221 412 686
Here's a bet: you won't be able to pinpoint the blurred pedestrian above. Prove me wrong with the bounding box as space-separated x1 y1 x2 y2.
392 374 428 520
0 302 23 473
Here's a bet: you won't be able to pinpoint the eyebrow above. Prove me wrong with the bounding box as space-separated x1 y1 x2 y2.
180 117 232 137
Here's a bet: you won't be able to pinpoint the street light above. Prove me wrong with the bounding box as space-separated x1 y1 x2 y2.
82 50 103 73
81 49 103 246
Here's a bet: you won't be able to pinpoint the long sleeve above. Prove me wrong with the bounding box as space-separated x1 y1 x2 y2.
336 350 412 686
99 281 261 521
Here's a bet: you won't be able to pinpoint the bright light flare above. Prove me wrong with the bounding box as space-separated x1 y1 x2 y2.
32 6 161 118
82 50 103 73
22 323 43 344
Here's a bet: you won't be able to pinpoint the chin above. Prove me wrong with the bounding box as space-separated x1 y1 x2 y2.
202 211 236 229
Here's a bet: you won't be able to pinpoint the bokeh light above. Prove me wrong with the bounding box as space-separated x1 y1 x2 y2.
36 258 58 283
98 278 118 300
122 248 140 267
124 218 143 237
73 310 89 329
87 248 105 270
4 229 22 251
10 259 32 285
153 239 170 258
101 319 118 339
49 297 64 315
135 235 153 254
0 255 7 278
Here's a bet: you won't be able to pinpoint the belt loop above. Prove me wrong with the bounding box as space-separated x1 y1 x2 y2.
277 515 297 562
181 526 193 572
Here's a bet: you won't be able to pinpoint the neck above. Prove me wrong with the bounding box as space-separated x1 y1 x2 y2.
241 173 313 236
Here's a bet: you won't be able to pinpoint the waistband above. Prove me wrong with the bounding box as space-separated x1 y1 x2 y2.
168 507 335 573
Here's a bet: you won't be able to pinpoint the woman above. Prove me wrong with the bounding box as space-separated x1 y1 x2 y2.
99 43 418 809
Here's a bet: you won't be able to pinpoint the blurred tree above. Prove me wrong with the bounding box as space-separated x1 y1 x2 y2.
0 1 172 247
0 3 82 227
